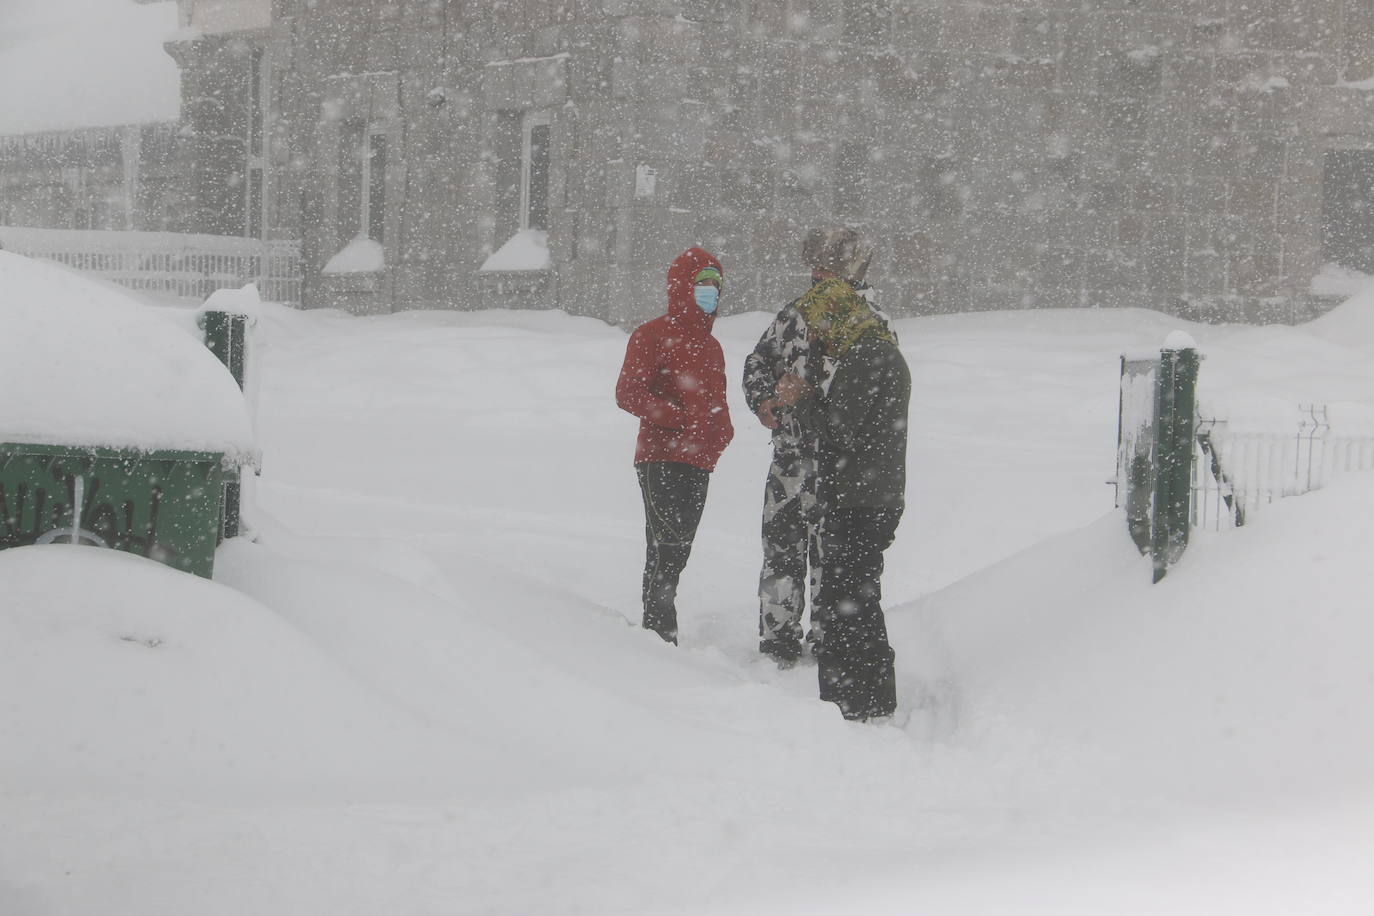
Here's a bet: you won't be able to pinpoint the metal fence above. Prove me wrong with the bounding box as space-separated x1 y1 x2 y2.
0 225 301 304
1193 405 1374 530
1117 343 1374 580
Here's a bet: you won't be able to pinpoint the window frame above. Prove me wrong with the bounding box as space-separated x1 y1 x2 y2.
1321 147 1374 274
519 110 553 232
361 127 387 243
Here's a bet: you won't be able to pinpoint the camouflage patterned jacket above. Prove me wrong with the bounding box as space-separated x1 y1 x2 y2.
742 282 891 451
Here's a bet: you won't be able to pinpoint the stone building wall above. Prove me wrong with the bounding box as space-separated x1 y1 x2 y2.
183 0 1374 323
166 33 264 237
664 0 1374 324
0 123 185 232
268 0 650 318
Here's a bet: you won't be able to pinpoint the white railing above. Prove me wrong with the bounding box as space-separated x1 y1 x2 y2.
0 225 301 304
1193 407 1374 528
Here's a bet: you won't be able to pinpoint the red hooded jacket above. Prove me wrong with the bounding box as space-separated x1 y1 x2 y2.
616 247 735 471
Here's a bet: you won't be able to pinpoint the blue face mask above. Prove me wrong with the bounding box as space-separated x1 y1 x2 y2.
694 285 720 314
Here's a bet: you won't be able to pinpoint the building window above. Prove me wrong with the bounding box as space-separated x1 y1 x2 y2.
365 132 387 242
337 120 363 243
337 122 387 243
521 111 551 231
1321 149 1374 273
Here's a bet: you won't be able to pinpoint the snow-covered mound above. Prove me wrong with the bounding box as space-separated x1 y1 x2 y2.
211 531 775 786
0 251 254 457
900 476 1374 804
0 545 510 801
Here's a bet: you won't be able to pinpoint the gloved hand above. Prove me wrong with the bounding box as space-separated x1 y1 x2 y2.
775 372 811 408
755 397 781 429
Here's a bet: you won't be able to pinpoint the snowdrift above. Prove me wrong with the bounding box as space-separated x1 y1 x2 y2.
898 478 1374 805
0 545 509 802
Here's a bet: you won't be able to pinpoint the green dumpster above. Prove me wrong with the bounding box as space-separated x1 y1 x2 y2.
0 443 228 579
1 250 258 579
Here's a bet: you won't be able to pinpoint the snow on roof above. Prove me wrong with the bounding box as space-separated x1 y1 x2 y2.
0 0 181 136
0 251 254 458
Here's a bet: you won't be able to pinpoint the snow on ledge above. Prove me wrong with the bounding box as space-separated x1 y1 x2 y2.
480 230 551 272
1310 262 1374 299
201 283 264 319
323 237 385 275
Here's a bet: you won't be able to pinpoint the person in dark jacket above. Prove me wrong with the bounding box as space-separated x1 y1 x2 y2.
775 277 909 721
615 247 735 644
742 228 891 667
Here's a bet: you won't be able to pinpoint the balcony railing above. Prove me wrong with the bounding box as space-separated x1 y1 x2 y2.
0 225 301 304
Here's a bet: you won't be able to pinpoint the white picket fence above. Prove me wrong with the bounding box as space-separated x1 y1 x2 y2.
1193 407 1374 529
0 225 301 304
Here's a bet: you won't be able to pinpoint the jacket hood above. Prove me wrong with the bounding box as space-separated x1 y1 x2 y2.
802 227 873 283
666 247 723 332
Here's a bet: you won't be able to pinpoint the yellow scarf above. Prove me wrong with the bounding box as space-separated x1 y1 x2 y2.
796 278 895 355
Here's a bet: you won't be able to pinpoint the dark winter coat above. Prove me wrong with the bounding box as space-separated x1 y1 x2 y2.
742 281 892 452
616 247 735 472
792 335 910 510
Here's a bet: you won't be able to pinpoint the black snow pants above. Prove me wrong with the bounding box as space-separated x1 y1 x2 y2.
636 461 710 645
814 506 902 721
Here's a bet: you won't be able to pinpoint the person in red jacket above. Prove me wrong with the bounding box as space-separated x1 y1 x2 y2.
616 247 735 644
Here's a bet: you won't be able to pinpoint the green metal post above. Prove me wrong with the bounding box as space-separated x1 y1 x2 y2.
199 310 249 541
1150 346 1199 583
1118 356 1159 555
200 311 248 389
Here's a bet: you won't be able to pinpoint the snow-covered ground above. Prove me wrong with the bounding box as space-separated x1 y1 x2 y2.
4 276 1374 914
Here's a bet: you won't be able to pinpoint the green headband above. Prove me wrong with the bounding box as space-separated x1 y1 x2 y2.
693 267 723 286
